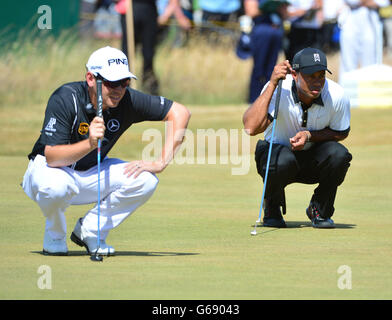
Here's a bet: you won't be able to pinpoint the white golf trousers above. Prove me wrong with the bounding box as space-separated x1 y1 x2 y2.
22 155 158 240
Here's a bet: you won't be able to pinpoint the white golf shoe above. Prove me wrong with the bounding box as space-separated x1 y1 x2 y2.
43 231 68 256
70 218 115 256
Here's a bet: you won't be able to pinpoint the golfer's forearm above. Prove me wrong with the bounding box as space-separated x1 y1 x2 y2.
243 82 275 136
159 102 191 170
308 127 349 143
44 140 94 167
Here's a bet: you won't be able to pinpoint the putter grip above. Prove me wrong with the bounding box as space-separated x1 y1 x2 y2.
96 79 103 118
274 79 283 120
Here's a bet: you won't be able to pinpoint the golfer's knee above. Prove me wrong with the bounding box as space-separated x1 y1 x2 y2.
35 182 78 209
274 150 298 180
325 142 352 169
124 171 158 198
256 143 298 179
141 172 159 196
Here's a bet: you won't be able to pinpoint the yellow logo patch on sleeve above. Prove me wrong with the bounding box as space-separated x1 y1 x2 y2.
78 122 89 135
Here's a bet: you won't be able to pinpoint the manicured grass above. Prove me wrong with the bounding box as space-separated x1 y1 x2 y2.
0 106 391 299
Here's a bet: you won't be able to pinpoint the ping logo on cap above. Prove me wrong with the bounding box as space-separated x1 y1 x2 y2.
86 46 137 80
107 58 128 66
314 53 321 62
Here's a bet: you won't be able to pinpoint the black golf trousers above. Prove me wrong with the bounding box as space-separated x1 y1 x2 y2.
255 140 352 218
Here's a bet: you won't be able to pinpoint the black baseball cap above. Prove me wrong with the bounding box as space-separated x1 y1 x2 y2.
292 47 332 75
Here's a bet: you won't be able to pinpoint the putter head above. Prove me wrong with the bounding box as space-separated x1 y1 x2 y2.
90 253 103 262
250 230 257 236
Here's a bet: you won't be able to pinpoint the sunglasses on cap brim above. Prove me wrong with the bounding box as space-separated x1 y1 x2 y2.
95 75 130 88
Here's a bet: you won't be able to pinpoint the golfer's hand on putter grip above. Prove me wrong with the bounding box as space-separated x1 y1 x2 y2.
271 61 309 151
271 60 292 86
89 116 105 149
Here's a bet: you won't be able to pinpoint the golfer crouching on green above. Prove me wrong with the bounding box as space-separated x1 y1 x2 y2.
22 46 191 256
243 47 352 229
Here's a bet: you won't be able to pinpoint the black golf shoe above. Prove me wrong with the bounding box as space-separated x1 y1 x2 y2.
262 217 287 228
306 205 335 229
70 218 115 256
262 199 286 228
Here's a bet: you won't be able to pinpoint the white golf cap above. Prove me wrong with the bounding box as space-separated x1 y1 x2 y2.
86 46 137 81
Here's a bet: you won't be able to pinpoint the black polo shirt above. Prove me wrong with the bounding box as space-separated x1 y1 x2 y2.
29 81 173 170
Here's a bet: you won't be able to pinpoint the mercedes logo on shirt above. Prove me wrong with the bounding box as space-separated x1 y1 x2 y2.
107 119 120 132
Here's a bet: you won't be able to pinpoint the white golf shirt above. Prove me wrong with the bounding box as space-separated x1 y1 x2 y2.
262 75 351 150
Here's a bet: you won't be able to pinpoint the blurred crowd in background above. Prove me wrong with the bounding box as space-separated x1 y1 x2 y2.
79 0 392 102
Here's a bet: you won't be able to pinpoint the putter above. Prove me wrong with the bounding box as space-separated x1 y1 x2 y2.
251 79 283 236
91 79 103 262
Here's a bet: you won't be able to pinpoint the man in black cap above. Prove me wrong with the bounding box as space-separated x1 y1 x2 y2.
243 47 352 228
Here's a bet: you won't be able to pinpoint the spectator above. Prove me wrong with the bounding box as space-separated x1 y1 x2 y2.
115 0 160 95
94 0 122 39
285 0 323 63
240 0 289 103
339 0 390 82
383 1 392 57
198 0 242 39
157 0 193 47
158 0 192 30
179 0 195 21
319 0 344 53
